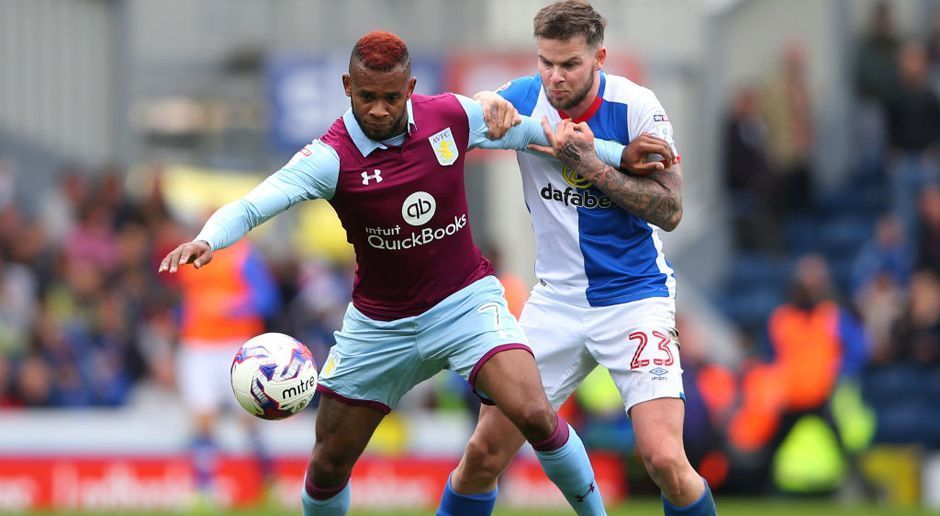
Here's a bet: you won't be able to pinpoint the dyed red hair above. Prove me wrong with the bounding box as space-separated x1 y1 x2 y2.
351 31 410 72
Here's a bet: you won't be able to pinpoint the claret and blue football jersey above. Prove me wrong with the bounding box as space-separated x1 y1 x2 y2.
194 92 626 321
497 72 679 307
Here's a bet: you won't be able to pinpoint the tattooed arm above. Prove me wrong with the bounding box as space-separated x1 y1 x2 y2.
545 118 683 231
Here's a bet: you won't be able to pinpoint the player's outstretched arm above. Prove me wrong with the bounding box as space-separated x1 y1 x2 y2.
546 119 683 231
156 189 284 275
157 140 341 275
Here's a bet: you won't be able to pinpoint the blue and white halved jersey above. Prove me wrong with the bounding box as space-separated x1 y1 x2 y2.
498 72 678 307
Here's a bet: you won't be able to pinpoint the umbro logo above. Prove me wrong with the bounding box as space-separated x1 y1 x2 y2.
361 169 383 185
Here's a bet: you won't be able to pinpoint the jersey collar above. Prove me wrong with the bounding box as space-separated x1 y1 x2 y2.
342 99 417 157
557 71 606 123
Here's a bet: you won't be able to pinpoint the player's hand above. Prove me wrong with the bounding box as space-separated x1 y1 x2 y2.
475 91 521 140
622 132 677 176
530 116 596 163
158 240 213 273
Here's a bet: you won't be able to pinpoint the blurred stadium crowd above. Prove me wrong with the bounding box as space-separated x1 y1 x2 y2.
0 165 355 409
708 0 939 497
0 0 936 505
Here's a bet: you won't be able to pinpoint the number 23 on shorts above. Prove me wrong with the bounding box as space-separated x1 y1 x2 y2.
628 330 675 369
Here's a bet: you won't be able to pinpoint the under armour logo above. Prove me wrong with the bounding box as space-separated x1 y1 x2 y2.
575 482 595 503
361 169 383 185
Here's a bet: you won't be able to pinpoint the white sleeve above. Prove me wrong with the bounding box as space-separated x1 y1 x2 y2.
630 89 679 156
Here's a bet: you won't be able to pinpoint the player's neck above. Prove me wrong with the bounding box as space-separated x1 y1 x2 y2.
562 71 602 121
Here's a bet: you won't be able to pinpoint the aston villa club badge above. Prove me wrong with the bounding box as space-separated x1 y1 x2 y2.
429 127 458 166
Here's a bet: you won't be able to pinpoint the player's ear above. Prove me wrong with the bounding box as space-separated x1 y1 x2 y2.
595 46 607 70
342 73 352 97
406 77 417 98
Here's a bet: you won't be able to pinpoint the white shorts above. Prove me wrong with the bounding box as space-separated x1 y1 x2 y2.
176 341 245 413
520 285 684 414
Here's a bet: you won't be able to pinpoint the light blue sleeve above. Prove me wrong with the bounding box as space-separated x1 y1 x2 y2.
194 140 340 251
454 94 624 168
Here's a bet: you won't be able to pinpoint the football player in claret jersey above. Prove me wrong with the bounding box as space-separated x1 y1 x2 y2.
158 31 633 516
440 2 718 516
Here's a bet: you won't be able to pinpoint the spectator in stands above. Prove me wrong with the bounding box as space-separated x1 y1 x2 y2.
885 41 940 244
86 291 138 405
12 354 54 407
134 164 174 230
0 249 38 357
762 42 815 216
0 205 25 258
857 270 906 363
889 270 940 364
854 1 901 171
97 166 136 229
730 254 868 491
723 86 778 251
851 214 912 361
851 213 912 295
0 355 15 408
37 167 89 245
926 10 940 90
65 201 120 275
917 185 940 276
769 254 865 414
856 1 901 105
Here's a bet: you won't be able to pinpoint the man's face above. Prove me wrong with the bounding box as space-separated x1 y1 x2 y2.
343 62 416 141
536 35 605 111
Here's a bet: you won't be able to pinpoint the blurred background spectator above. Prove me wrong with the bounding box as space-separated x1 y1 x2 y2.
762 43 815 218
724 85 778 252
885 40 940 244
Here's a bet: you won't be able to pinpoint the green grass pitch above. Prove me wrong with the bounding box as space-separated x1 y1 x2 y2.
24 497 937 515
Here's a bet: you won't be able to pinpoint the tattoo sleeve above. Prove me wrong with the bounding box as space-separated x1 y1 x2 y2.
562 147 683 231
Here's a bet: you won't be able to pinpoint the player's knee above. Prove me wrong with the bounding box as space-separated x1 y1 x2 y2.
640 448 686 491
513 403 556 442
463 436 511 480
309 448 355 486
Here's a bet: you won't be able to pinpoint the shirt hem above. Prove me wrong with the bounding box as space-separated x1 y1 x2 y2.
585 288 673 307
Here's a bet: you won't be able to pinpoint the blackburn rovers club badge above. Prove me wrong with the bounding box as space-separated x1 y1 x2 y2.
429 127 458 166
562 165 592 189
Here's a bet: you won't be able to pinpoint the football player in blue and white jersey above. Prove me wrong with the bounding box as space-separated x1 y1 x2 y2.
438 2 717 515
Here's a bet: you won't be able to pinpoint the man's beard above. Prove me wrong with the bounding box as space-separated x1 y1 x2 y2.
545 73 594 112
351 105 408 141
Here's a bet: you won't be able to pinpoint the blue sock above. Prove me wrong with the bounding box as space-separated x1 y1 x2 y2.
662 478 716 516
533 424 606 515
247 428 273 484
191 435 217 493
437 474 498 516
301 481 350 516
